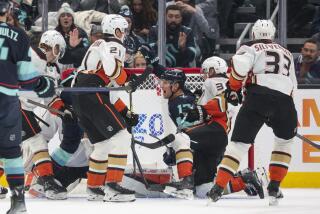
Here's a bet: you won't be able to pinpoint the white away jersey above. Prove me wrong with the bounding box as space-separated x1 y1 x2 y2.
232 41 297 96
79 39 126 81
198 77 228 105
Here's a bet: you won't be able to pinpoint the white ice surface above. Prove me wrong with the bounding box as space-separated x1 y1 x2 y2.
1 188 319 214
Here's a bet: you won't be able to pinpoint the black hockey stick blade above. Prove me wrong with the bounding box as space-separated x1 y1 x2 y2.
133 134 175 149
296 133 320 150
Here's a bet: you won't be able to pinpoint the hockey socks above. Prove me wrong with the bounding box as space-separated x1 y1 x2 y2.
3 157 25 189
176 149 193 179
87 158 107 187
32 150 53 177
105 154 127 183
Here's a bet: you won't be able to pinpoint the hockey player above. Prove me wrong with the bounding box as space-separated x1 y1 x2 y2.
0 0 55 213
20 30 72 200
72 14 139 202
207 20 297 206
160 69 264 199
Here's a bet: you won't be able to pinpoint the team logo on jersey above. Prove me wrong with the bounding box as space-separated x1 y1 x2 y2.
9 134 16 141
107 125 113 132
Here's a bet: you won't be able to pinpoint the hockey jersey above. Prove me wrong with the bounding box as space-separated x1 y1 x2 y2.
0 22 40 96
197 76 228 105
78 38 127 86
230 39 297 96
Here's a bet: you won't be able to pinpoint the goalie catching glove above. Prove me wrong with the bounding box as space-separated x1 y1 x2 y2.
225 81 243 106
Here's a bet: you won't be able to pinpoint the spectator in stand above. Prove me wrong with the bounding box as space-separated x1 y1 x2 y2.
294 39 320 84
89 24 104 43
55 3 90 68
149 4 196 67
133 52 147 68
130 0 157 41
171 0 217 64
119 5 143 67
70 0 121 14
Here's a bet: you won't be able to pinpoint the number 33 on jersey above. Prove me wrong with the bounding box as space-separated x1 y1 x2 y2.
229 40 297 96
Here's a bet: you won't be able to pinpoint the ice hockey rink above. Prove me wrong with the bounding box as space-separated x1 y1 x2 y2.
1 188 320 214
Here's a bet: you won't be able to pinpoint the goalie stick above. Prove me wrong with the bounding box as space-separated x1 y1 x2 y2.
296 133 320 150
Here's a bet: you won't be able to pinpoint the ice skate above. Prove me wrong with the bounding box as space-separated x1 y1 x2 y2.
163 175 194 200
6 185 27 214
268 181 284 206
0 185 8 199
103 182 135 202
37 176 67 200
87 186 105 201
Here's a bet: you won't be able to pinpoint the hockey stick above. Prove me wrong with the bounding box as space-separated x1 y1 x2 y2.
27 99 65 116
133 134 175 149
295 133 320 150
55 65 154 93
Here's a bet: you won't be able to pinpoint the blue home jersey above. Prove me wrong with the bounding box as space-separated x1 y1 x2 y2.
168 92 196 128
0 22 39 96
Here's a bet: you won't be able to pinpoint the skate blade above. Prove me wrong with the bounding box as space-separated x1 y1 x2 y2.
45 191 68 200
87 194 104 201
103 194 136 202
163 186 194 200
269 196 279 206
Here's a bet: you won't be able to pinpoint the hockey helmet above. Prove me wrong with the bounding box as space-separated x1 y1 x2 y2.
160 69 186 88
39 30 66 59
251 19 276 40
201 56 228 75
101 14 128 42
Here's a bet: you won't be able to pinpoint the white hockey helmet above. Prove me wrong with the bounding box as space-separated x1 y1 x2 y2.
251 19 276 40
101 14 128 41
39 30 66 59
201 56 228 75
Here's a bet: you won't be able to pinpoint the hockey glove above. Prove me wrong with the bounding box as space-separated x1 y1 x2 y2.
61 105 77 124
120 108 139 133
183 105 208 123
34 76 55 98
225 82 243 106
163 147 176 167
138 44 159 67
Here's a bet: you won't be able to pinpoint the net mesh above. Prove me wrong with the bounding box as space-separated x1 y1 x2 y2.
137 74 205 91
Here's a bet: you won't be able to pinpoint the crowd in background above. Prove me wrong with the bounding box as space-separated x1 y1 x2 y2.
9 0 320 84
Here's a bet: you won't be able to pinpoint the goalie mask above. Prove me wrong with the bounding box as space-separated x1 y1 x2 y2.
201 56 228 78
251 19 276 40
101 14 128 42
39 30 66 61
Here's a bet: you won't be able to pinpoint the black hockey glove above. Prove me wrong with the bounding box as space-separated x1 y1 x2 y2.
138 44 159 67
163 147 176 167
225 82 243 106
60 105 77 124
183 105 208 123
120 108 139 133
34 76 55 98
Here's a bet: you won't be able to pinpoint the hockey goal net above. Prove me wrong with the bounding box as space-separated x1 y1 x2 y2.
123 68 254 170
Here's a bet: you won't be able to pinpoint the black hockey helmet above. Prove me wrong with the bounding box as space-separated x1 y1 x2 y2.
160 69 186 89
0 0 10 14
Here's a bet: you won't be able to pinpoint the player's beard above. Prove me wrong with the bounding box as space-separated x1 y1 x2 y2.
302 55 314 63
